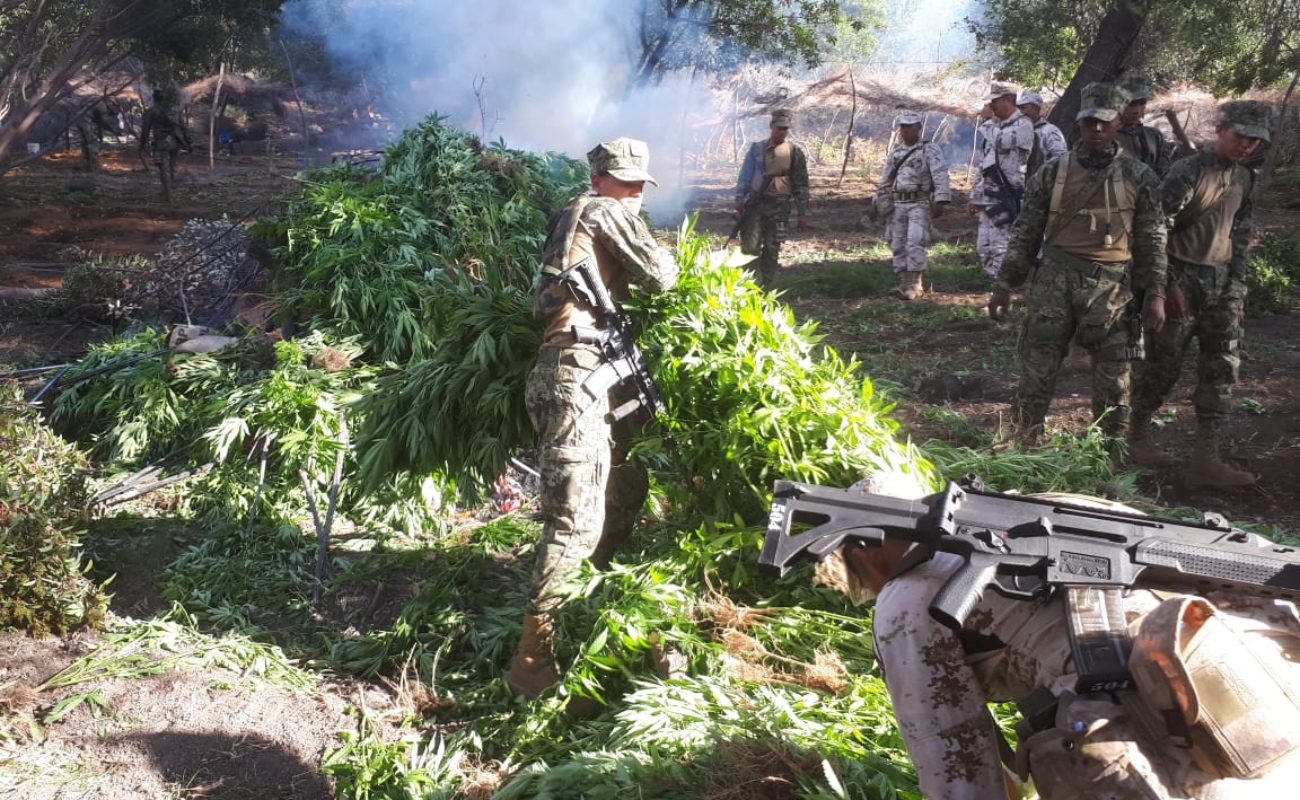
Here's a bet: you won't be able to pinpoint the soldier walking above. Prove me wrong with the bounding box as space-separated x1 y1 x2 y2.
1128 101 1272 488
138 87 192 202
507 138 679 702
869 110 950 300
734 109 810 287
1116 76 1175 177
988 83 1168 445
968 82 1035 280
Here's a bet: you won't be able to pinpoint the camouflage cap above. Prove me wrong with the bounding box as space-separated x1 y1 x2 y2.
587 137 658 186
1117 75 1152 102
896 109 922 126
1016 90 1045 108
1076 82 1128 122
771 109 794 128
985 81 1019 101
1220 100 1274 142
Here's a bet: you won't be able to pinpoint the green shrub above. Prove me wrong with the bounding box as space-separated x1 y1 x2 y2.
1245 231 1300 316
0 384 105 634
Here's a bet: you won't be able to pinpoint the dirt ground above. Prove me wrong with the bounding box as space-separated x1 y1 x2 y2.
3 139 1300 798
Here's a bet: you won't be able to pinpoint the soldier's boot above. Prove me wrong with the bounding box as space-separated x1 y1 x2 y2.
1185 429 1255 489
899 271 924 301
1126 419 1175 468
506 613 561 698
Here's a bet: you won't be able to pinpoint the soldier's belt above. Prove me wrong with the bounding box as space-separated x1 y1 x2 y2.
1041 245 1131 278
892 191 929 202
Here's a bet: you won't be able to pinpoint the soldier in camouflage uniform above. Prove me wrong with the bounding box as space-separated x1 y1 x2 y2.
734 109 810 287
989 83 1167 445
138 87 192 202
833 481 1300 800
968 82 1035 280
1116 76 1175 178
1128 101 1272 488
506 138 679 700
869 110 951 300
1018 90 1068 177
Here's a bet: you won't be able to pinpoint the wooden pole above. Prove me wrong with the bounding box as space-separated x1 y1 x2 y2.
208 62 225 172
837 68 858 189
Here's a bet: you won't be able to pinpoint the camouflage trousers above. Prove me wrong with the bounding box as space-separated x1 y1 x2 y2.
523 347 648 616
739 194 793 286
977 210 1012 279
876 551 1300 799
887 201 933 273
1011 249 1137 439
1132 259 1243 429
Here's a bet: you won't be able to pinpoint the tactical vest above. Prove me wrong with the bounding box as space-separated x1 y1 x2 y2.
534 194 623 348
752 141 795 197
1167 161 1249 268
1046 153 1137 263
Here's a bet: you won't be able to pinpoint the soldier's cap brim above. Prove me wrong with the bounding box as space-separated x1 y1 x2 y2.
985 91 1016 101
605 167 659 187
1077 107 1120 123
1229 122 1271 142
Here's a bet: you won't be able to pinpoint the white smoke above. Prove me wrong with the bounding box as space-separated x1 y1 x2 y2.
282 0 705 221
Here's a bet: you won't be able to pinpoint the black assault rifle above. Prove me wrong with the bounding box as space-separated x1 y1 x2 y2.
555 256 664 423
760 477 1300 691
981 161 1024 228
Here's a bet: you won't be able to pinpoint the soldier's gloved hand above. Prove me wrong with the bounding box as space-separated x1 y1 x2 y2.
867 204 879 223
988 285 1012 322
1141 293 1167 334
932 201 947 218
795 214 807 232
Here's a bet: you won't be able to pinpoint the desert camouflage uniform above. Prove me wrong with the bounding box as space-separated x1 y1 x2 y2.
1000 143 1167 440
736 136 810 286
526 192 678 615
1027 119 1069 177
876 549 1300 799
972 110 1034 277
875 139 951 273
1117 124 1174 178
1131 149 1254 431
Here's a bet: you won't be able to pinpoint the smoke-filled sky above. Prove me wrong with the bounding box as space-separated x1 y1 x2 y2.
282 0 978 218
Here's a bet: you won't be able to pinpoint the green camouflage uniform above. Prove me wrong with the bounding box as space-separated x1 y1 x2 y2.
1000 131 1167 440
1132 126 1260 431
1116 77 1175 178
736 111 810 286
526 140 678 615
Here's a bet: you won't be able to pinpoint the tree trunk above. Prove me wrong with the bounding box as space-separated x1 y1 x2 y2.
1046 1 1151 140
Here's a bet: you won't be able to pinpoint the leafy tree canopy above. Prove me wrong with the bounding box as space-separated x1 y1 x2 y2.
968 0 1300 94
629 0 882 86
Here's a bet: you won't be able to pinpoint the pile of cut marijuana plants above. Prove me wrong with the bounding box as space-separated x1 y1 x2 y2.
0 383 105 634
38 116 949 799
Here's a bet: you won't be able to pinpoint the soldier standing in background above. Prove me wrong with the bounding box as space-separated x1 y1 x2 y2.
1018 90 1068 177
734 109 810 287
869 110 950 300
138 87 192 202
988 83 1167 446
507 138 679 701
968 82 1035 281
1116 76 1174 177
1128 101 1272 488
